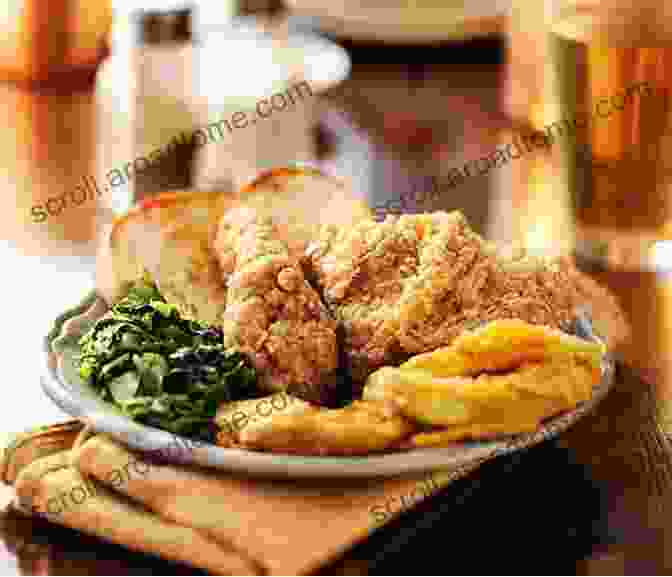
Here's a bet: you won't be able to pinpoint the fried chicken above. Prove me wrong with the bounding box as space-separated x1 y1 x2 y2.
555 256 630 350
214 207 339 403
307 213 430 384
398 230 579 355
310 211 595 383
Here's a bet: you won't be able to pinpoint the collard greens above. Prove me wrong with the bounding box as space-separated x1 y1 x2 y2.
78 282 257 442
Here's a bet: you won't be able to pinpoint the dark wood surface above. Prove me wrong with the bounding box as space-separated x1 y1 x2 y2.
2 14 672 576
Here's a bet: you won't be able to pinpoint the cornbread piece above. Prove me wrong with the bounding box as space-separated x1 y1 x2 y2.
364 319 602 445
215 393 313 448
215 208 338 403
233 400 415 456
402 318 605 377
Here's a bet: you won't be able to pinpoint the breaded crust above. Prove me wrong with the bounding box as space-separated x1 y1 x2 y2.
215 207 339 403
398 240 578 354
310 210 606 383
308 213 430 383
309 212 497 381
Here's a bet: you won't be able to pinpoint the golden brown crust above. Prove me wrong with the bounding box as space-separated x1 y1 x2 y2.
216 208 339 401
310 210 621 385
234 400 416 456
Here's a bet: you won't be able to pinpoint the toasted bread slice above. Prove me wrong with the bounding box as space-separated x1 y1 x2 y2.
96 190 234 325
96 167 372 325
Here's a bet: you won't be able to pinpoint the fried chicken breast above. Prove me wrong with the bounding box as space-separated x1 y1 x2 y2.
307 213 433 384
310 211 592 383
397 213 581 354
215 207 339 403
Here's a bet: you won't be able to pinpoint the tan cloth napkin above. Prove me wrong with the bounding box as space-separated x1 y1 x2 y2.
1 421 473 575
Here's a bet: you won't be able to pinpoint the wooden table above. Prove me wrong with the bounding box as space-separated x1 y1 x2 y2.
1 17 672 575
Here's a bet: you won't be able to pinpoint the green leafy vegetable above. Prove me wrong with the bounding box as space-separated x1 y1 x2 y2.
77 281 257 442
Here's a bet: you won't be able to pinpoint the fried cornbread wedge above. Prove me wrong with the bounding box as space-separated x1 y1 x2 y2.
402 318 605 376
232 400 415 456
215 393 313 448
411 418 542 445
215 208 339 403
362 319 602 442
364 357 596 431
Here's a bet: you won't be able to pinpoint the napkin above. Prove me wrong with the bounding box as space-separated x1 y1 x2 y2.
1 421 476 575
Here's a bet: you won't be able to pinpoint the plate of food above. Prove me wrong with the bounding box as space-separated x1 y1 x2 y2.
41 167 615 478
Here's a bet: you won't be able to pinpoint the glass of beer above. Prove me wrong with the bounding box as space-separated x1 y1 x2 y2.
554 1 672 399
549 0 672 249
506 0 672 401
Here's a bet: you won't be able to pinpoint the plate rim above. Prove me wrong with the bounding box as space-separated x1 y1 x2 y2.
41 289 616 479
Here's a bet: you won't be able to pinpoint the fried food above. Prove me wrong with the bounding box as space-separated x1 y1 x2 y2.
397 219 579 355
402 318 605 376
228 400 415 456
307 212 462 383
215 207 339 403
362 320 602 442
309 210 586 383
215 393 313 448
365 357 596 427
556 256 630 350
97 168 372 326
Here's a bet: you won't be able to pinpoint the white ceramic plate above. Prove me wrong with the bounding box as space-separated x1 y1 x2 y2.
285 0 507 44
41 290 615 479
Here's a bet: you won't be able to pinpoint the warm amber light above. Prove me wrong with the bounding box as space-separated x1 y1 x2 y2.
0 0 111 74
